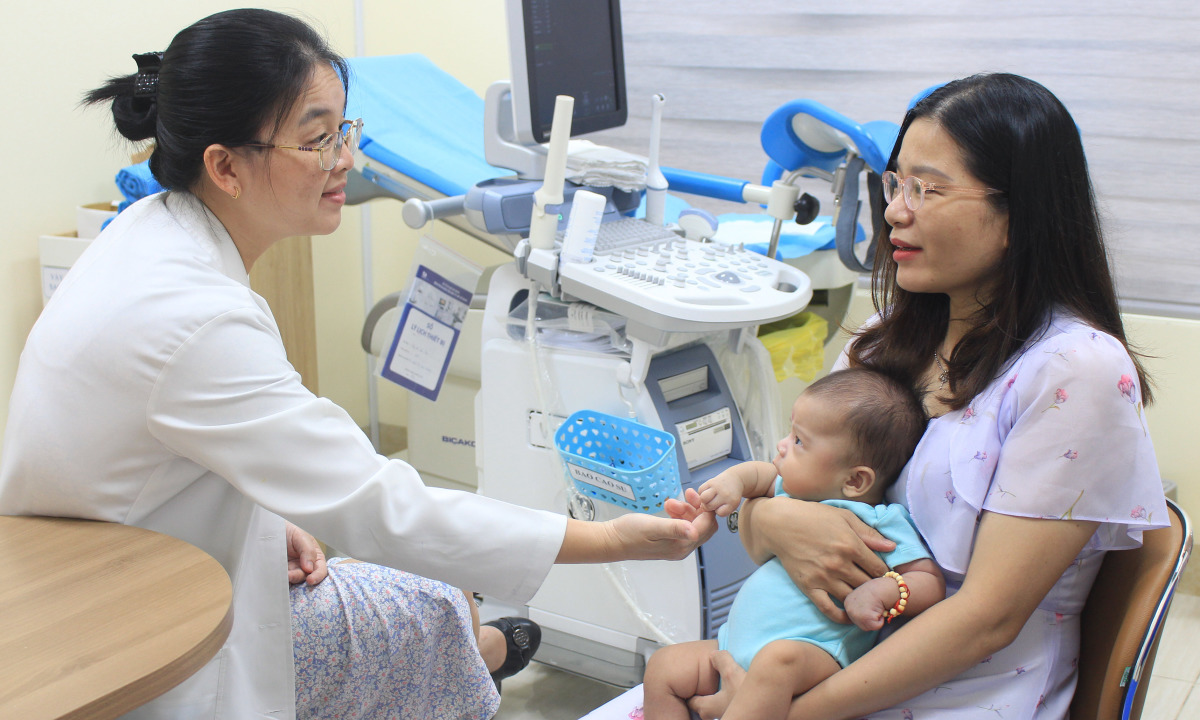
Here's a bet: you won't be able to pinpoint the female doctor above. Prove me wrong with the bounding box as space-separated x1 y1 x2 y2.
0 9 714 720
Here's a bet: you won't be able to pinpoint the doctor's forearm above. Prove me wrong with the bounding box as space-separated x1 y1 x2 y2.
556 518 619 563
555 513 708 564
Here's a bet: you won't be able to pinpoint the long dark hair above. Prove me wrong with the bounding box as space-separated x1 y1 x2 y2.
848 73 1152 408
82 9 350 192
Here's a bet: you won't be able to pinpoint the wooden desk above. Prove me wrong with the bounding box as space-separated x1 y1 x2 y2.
0 516 233 719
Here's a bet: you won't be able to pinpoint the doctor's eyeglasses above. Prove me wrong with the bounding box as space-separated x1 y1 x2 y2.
243 118 363 171
882 170 1003 211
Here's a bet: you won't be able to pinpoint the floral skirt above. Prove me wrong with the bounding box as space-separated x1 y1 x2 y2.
291 558 500 720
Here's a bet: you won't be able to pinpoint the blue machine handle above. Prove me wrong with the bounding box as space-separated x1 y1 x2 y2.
661 166 748 203
650 100 903 275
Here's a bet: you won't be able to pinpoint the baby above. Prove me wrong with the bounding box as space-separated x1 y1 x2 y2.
644 367 945 720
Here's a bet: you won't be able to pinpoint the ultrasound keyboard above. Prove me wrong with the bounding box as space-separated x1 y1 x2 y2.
592 217 682 252
556 218 812 333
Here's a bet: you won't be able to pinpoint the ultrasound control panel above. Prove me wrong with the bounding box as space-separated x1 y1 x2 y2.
556 218 813 333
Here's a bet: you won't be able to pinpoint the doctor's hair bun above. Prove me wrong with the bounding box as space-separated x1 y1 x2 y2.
83 9 348 192
82 74 158 142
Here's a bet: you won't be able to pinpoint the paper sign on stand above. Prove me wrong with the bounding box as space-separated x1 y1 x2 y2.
380 237 483 401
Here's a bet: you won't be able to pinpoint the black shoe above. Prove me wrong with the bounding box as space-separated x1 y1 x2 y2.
484 616 541 692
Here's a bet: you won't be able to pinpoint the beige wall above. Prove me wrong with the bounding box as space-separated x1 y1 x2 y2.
1126 313 1200 516
0 1 508 440
0 2 349 437
2 2 1196 527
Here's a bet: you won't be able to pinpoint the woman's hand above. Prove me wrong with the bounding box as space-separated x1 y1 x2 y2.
739 496 895 623
687 650 745 720
286 521 328 586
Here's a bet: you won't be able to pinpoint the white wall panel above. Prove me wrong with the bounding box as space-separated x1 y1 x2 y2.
589 1 1200 311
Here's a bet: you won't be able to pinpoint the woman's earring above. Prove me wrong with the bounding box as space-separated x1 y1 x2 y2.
231 187 241 200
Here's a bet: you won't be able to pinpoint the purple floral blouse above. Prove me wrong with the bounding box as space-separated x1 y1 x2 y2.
841 312 1168 719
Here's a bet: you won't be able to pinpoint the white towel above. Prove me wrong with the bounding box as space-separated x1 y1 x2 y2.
566 139 649 193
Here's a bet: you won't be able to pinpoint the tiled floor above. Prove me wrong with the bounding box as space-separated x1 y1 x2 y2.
492 592 1200 720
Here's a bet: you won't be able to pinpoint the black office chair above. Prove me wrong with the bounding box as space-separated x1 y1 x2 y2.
1072 497 1193 720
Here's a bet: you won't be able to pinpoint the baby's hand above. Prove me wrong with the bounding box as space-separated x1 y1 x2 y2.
844 577 899 632
697 475 743 517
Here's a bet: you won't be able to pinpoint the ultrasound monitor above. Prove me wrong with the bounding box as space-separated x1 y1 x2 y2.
506 0 628 145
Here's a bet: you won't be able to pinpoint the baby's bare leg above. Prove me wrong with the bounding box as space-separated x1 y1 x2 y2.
643 639 720 720
721 639 840 720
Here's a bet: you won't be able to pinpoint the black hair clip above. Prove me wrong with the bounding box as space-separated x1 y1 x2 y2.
133 52 164 98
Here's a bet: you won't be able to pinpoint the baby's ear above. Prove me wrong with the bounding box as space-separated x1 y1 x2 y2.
842 466 877 499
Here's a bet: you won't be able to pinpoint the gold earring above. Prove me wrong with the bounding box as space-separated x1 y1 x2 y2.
231 187 241 200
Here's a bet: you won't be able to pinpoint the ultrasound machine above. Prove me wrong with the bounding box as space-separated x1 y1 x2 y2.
348 0 897 685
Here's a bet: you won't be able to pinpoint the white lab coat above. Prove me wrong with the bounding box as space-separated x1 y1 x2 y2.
0 191 567 719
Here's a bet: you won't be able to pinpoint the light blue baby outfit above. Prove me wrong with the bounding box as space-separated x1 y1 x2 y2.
717 484 931 670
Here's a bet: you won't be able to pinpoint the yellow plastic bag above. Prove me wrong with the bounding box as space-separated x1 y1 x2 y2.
758 311 828 382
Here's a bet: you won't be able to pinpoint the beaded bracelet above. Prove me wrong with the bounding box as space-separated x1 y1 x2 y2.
884 570 909 624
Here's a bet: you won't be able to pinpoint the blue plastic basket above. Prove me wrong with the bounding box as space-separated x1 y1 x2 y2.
554 410 681 513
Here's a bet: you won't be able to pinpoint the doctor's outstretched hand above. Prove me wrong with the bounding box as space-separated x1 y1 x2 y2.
556 488 717 563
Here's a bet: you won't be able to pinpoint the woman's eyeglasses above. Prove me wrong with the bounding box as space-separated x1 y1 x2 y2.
882 170 1003 211
242 118 363 171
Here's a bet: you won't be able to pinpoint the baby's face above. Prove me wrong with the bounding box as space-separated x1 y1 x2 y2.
774 392 856 501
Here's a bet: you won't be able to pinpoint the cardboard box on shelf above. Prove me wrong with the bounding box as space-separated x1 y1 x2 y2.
76 201 118 240
38 231 91 306
38 200 119 307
